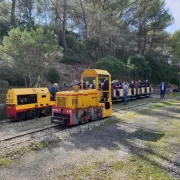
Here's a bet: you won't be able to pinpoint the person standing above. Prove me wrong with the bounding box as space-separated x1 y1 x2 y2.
49 83 58 101
103 79 109 101
159 82 166 98
123 82 129 105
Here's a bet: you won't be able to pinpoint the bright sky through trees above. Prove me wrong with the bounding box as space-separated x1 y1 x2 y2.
165 0 180 33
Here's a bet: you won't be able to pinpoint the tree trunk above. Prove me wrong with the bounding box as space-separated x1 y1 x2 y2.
79 0 88 48
61 0 68 51
142 28 147 55
34 75 40 88
149 29 156 52
11 0 16 27
138 0 142 54
24 77 27 88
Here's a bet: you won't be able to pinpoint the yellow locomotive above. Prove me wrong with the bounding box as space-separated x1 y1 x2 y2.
51 69 112 125
6 88 55 120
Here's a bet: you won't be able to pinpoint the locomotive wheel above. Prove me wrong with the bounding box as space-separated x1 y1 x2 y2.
44 106 52 116
28 109 40 119
17 112 27 120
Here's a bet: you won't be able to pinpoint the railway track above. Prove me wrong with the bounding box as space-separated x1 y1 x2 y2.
0 96 177 151
0 124 60 143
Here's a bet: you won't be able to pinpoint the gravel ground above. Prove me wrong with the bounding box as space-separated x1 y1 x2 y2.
0 116 53 140
0 98 179 179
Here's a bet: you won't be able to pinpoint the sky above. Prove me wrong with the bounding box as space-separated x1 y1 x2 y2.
165 0 180 33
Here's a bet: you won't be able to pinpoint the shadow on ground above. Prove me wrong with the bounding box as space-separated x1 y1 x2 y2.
48 118 180 178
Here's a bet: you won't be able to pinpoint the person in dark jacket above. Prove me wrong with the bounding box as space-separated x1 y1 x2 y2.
159 82 166 98
130 81 135 95
103 79 109 101
49 83 58 101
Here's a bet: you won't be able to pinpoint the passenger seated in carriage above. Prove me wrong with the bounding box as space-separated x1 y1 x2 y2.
119 80 123 88
79 81 86 89
86 81 90 88
103 79 109 101
112 80 120 96
138 80 142 94
99 80 102 90
92 80 96 89
115 80 120 87
145 80 149 87
130 81 135 95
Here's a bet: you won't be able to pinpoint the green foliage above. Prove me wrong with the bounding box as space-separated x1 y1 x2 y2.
145 54 179 85
0 0 179 87
0 27 62 87
61 49 81 64
0 1 10 39
0 65 24 86
45 67 60 84
96 56 128 80
61 32 90 64
172 31 180 60
127 55 152 79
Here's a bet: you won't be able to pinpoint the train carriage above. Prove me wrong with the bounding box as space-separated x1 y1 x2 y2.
111 85 153 101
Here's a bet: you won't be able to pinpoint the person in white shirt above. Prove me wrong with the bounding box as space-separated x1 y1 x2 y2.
123 82 129 105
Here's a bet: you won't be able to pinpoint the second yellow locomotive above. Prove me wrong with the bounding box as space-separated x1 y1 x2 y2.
6 88 55 120
51 69 112 125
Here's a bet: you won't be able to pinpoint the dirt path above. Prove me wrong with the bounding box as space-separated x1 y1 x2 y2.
0 99 180 180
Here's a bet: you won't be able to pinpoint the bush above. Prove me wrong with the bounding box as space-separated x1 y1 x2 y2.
61 49 81 64
45 67 60 83
96 56 128 80
127 55 152 80
0 65 24 86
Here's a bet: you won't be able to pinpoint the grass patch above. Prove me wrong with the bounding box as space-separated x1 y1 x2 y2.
112 161 125 171
170 92 180 97
124 156 173 180
0 141 47 166
149 102 168 110
0 159 14 166
114 112 140 121
57 156 173 180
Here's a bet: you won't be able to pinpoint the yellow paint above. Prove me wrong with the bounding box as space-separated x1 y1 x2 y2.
56 69 112 118
6 88 55 110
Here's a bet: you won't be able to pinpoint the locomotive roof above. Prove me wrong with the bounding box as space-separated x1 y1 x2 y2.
82 69 110 77
7 88 49 95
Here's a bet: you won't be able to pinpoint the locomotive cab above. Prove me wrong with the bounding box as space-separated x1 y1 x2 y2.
51 69 112 126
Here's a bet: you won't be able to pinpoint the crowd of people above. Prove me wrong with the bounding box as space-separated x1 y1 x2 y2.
111 79 150 105
48 79 167 105
49 79 151 105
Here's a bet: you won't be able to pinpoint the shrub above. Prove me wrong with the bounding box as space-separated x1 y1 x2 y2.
45 67 60 83
96 56 128 80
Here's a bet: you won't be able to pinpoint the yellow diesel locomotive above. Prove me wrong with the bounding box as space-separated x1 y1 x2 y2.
51 69 112 126
6 88 55 120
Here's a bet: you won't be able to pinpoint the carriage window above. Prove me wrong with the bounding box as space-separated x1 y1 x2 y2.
98 75 110 102
17 94 37 105
82 77 96 89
